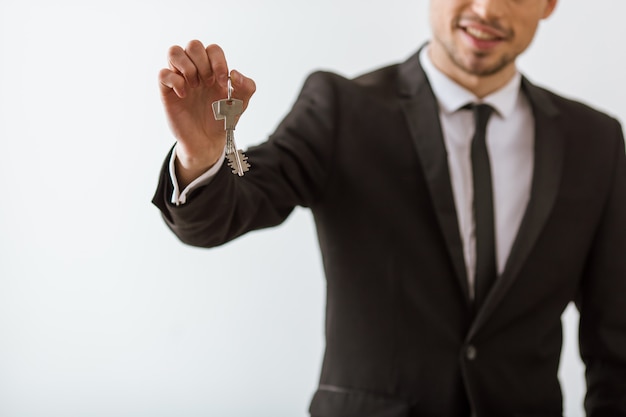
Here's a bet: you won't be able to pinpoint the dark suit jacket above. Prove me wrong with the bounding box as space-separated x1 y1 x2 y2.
153 50 626 416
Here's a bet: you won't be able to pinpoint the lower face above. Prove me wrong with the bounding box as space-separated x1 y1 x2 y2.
446 22 515 76
430 1 540 78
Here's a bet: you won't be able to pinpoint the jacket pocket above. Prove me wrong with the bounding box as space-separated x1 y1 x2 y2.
309 385 410 417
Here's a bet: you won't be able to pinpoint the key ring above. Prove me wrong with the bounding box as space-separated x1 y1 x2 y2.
227 76 233 101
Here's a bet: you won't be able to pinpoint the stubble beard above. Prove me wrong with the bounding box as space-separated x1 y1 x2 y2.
446 42 514 77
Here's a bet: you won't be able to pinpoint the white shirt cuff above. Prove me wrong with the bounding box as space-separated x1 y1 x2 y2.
169 145 226 205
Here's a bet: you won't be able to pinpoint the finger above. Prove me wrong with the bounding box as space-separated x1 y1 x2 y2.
158 68 186 98
167 45 199 89
230 69 257 109
206 44 229 89
185 40 212 87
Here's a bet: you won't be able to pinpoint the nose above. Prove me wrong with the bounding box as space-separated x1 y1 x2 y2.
470 0 507 20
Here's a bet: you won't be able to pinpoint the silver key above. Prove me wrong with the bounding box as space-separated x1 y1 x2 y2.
212 77 250 176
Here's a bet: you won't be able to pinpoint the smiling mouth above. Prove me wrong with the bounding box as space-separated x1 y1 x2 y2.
464 26 503 41
456 16 509 43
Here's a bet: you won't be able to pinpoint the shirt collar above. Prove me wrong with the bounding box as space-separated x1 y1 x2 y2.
419 45 521 119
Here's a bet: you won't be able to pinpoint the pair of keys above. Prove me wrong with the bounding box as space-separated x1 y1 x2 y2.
212 77 250 176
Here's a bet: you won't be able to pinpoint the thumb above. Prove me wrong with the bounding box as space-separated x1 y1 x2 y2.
230 69 257 108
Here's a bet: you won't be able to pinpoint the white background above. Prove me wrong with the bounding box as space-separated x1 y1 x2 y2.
1 1 624 416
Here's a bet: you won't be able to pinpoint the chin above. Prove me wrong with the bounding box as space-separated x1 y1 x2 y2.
456 52 512 77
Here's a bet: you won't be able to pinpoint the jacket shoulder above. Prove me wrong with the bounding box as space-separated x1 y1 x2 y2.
302 62 402 95
524 79 622 128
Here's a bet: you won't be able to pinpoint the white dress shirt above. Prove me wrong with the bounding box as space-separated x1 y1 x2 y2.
169 147 224 205
169 48 535 294
419 47 534 294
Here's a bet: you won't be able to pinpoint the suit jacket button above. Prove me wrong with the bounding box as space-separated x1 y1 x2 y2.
466 345 477 361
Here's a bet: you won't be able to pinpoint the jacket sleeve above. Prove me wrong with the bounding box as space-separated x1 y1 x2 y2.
577 119 626 416
151 71 339 248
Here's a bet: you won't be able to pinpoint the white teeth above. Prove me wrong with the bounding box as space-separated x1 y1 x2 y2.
466 27 497 40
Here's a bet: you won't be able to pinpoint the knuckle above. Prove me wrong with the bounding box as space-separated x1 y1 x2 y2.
205 43 223 54
167 45 183 58
158 68 171 80
186 39 204 53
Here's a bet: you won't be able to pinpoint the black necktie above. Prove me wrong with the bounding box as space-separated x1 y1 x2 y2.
468 103 496 309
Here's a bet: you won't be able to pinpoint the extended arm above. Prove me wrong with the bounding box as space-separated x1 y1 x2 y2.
154 58 340 248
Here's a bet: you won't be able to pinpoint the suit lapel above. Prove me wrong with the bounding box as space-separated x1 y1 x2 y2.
397 51 471 305
397 52 566 325
468 79 564 339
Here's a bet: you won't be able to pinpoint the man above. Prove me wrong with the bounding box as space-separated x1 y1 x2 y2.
153 0 626 415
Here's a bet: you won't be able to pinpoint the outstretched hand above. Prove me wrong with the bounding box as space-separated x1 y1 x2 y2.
158 41 256 186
